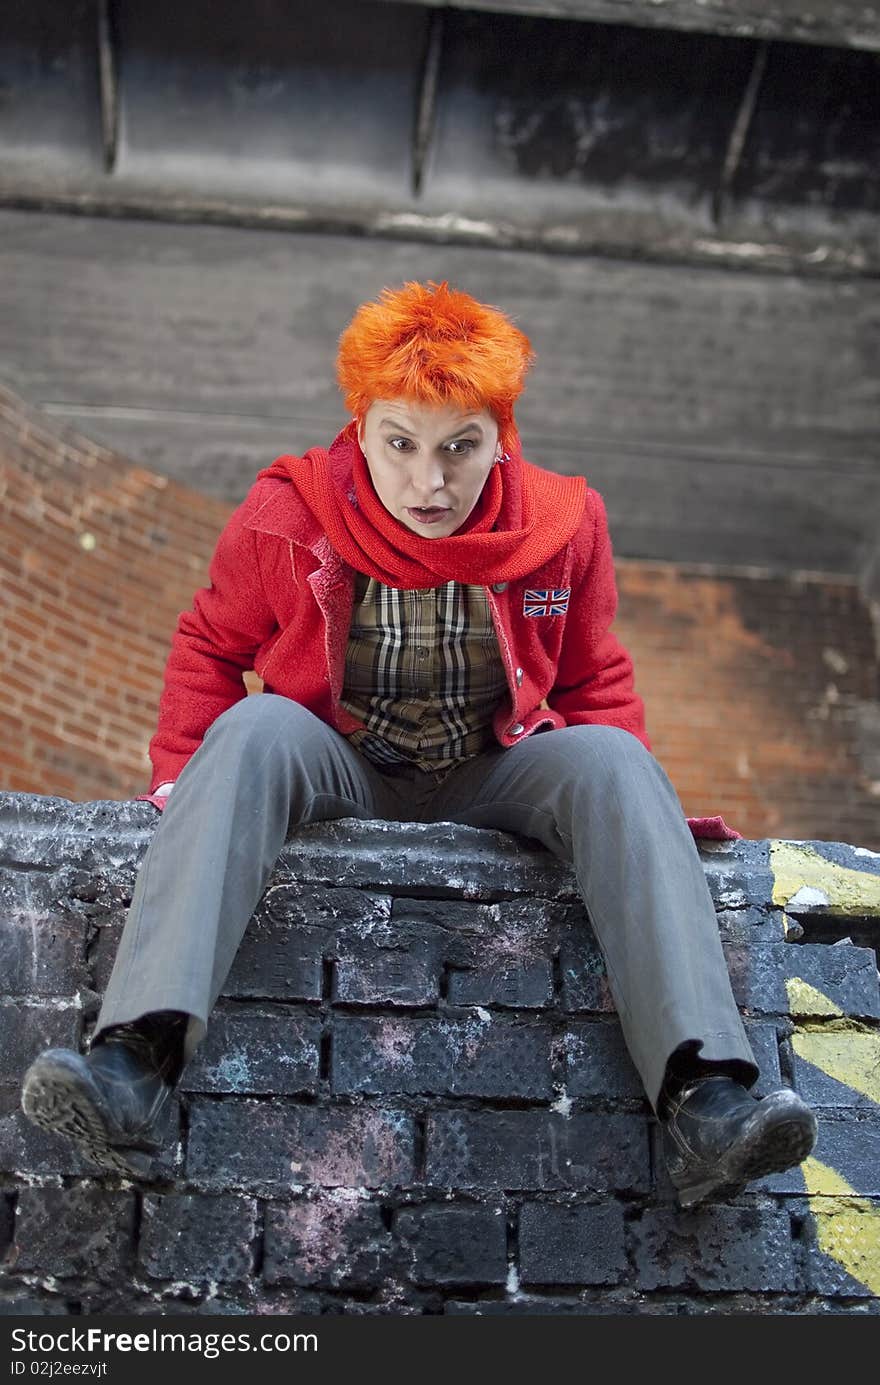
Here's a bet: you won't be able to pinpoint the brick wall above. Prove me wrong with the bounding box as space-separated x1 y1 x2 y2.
0 386 230 803
1 796 878 1314
619 564 880 849
1 385 878 849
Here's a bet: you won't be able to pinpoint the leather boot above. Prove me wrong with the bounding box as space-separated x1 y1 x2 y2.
661 1074 817 1208
21 1011 187 1176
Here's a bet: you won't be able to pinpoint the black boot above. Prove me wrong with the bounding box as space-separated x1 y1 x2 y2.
660 1075 817 1208
21 1011 187 1176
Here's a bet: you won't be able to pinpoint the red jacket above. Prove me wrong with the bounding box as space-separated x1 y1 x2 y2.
147 462 648 790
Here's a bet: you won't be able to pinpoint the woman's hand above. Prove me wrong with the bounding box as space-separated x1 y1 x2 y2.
136 782 175 812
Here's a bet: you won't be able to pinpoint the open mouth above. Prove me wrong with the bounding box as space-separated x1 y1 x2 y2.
406 507 450 524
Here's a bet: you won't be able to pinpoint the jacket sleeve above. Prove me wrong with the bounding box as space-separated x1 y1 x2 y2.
147 486 280 789
547 489 651 749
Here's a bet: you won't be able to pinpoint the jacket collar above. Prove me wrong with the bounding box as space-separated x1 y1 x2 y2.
244 469 355 616
244 434 357 556
243 474 325 551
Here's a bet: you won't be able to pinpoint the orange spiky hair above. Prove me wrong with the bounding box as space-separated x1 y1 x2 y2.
336 280 534 452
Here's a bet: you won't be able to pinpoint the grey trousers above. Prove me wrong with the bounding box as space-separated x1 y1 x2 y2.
98 695 758 1109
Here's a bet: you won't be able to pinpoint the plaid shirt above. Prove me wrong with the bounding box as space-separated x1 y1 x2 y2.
340 572 509 776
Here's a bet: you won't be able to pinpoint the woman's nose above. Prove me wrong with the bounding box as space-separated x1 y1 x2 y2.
409 454 446 497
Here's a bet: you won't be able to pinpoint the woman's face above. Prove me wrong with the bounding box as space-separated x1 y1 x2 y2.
358 398 500 539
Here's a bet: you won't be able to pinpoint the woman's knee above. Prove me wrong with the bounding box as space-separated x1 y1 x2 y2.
558 723 655 773
552 723 678 802
204 693 318 747
199 695 365 806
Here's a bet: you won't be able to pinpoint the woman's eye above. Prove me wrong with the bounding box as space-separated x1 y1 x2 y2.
446 439 475 454
388 437 413 451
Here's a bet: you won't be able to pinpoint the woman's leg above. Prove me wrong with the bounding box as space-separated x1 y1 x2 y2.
424 724 757 1111
97 694 401 1060
21 696 403 1169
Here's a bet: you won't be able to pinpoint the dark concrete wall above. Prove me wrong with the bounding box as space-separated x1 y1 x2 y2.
3 5 878 271
1 794 878 1315
2 211 878 581
385 1 880 52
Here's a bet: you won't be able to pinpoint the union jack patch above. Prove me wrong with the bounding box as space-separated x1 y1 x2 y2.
523 587 571 617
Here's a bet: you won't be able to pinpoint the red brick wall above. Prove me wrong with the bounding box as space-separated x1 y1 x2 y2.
617 564 880 850
0 387 231 803
2 386 878 849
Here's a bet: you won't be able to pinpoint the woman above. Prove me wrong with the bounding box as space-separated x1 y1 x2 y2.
22 281 816 1207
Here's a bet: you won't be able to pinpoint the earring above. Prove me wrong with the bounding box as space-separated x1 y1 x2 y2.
495 450 509 465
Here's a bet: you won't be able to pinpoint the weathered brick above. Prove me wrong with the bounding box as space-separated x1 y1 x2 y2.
714 905 788 945
559 933 614 1013
562 1023 643 1101
396 1204 507 1285
519 1201 627 1285
333 937 439 1007
139 1194 257 1282
216 1290 324 1314
446 957 554 1008
0 1297 69 1316
444 1299 584 1314
763 1117 880 1197
0 1001 79 1084
182 1007 320 1095
444 1296 718 1314
318 1297 424 1315
264 1194 392 1287
698 841 773 911
389 895 570 1008
784 1300 880 1316
725 942 880 1019
390 897 488 931
90 923 126 995
55 859 138 926
331 1014 554 1099
277 821 578 900
0 1193 13 1258
441 898 561 1008
12 1185 136 1281
425 1111 650 1193
794 1195 880 1298
633 1205 796 1292
0 899 86 996
132 1292 279 1316
187 1100 414 1191
745 1020 783 1095
241 885 389 979
220 921 327 1002
790 1029 880 1110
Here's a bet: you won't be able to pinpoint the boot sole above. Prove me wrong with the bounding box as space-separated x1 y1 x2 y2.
673 1096 818 1208
21 1050 156 1179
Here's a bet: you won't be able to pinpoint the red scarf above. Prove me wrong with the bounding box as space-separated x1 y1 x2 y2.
271 423 587 588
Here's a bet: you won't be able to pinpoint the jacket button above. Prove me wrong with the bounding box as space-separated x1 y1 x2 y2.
515 667 524 687
492 581 508 593
508 722 525 736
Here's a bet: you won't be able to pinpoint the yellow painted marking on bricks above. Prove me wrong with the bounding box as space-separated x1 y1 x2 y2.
770 840 880 917
792 1029 880 1106
785 977 843 1017
802 1158 880 1295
